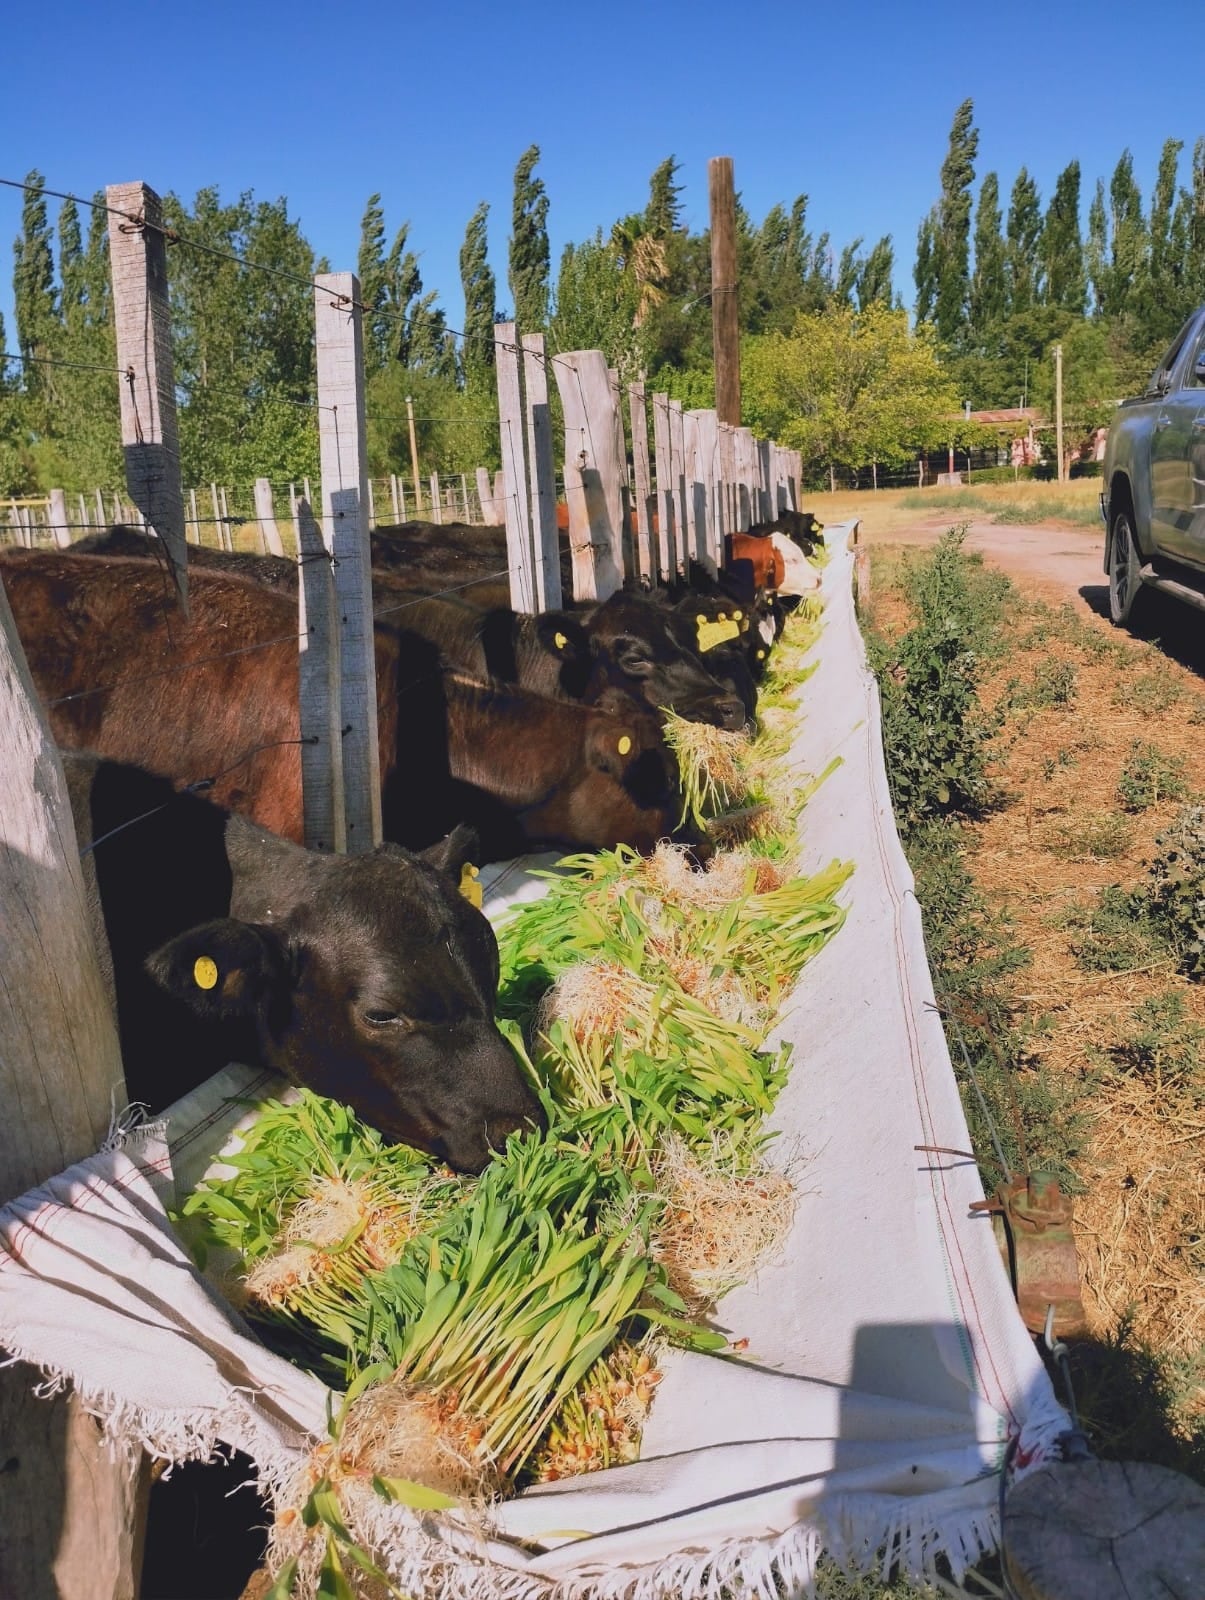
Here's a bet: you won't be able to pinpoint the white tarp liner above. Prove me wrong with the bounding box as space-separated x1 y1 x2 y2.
0 522 1068 1595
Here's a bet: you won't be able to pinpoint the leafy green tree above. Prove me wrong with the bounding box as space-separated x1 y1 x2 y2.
367 364 496 482
1040 162 1085 315
610 211 671 327
1005 168 1043 314
1030 317 1149 440
932 99 979 343
551 231 643 374
969 173 1006 335
509 145 550 334
834 238 863 306
1184 137 1205 301
742 302 958 478
458 201 496 387
1138 140 1185 344
915 210 938 324
857 236 895 310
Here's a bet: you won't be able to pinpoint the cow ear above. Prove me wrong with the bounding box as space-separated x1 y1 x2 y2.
146 918 290 1021
417 823 480 881
587 723 632 778
610 634 656 678
535 613 591 660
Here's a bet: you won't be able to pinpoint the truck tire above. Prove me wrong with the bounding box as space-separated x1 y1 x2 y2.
1108 504 1150 629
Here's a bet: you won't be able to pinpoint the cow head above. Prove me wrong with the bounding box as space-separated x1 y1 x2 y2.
585 594 747 731
146 821 544 1174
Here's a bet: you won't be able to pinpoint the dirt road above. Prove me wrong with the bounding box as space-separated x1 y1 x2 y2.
864 515 1107 613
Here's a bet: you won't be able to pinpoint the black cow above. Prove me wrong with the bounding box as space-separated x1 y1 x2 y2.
68 754 543 1172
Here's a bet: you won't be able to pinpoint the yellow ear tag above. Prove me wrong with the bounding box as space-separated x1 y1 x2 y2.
696 613 708 625
696 618 741 652
617 734 632 756
757 648 766 659
193 956 218 991
554 631 568 650
732 609 743 621
459 861 482 909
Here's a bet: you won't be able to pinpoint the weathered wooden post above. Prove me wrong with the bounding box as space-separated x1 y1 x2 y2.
651 392 676 582
709 157 741 431
77 492 89 534
296 493 345 855
475 466 495 525
46 488 70 548
629 383 654 585
219 486 233 552
366 476 376 529
553 351 626 600
0 577 148 1600
522 332 562 610
313 272 381 853
389 473 400 523
94 487 105 525
669 400 688 575
429 473 443 525
253 478 285 557
106 181 187 602
493 322 538 612
187 487 200 544
688 409 721 567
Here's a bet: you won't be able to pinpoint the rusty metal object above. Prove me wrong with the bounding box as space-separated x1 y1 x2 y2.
971 1172 1088 1339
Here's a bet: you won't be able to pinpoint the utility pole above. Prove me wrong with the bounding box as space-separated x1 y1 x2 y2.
709 156 740 427
1054 343 1066 484
405 394 422 515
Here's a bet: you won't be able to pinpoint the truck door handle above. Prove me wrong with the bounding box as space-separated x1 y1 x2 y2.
1155 413 1172 430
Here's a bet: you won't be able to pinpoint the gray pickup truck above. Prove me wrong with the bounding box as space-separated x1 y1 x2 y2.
1102 304 1205 627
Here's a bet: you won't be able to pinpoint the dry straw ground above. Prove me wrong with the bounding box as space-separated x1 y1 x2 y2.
873 535 1204 1452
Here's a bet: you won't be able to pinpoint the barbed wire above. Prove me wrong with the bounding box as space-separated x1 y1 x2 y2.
0 348 128 378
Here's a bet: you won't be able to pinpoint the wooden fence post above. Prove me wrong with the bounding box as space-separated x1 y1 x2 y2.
669 400 688 576
366 477 376 530
429 473 443 525
687 409 720 567
253 478 285 557
296 494 346 854
106 181 187 603
475 467 495 525
77 493 89 535
94 487 105 525
389 473 400 523
219 486 233 552
522 332 562 611
187 487 199 544
314 272 381 854
628 383 654 585
553 350 626 601
47 488 70 548
494 322 538 614
651 392 676 582
0 577 148 1600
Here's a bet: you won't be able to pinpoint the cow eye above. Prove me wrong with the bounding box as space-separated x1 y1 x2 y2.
362 1008 402 1026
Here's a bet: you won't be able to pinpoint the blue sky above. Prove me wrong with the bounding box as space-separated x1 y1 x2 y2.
0 0 1200 343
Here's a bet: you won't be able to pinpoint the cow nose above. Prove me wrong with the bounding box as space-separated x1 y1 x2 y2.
440 1101 546 1174
714 695 747 731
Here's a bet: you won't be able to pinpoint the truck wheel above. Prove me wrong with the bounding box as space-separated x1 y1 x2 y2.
1108 507 1149 628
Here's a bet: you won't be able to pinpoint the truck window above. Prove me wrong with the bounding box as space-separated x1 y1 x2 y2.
1147 316 1197 393
1190 329 1205 388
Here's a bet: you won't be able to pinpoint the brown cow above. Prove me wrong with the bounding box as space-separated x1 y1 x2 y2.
1 549 698 863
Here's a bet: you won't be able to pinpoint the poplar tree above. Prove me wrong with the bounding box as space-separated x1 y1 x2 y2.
1107 151 1146 318
914 210 938 323
1186 137 1205 301
1005 168 1043 313
458 202 496 385
1086 178 1109 314
1040 161 1085 315
1140 139 1184 340
645 157 683 234
969 173 1006 335
357 194 390 377
509 145 550 333
932 99 978 343
57 198 85 338
12 171 59 393
834 238 863 306
856 237 895 310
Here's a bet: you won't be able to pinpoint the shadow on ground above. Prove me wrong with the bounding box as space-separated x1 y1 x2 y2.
1080 583 1205 679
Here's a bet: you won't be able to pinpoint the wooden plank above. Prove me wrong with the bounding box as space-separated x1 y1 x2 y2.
629 383 653 585
314 271 381 854
493 321 537 613
366 476 376 529
688 408 721 567
708 157 741 428
0 574 147 1600
609 367 634 580
106 181 187 604
429 473 443 525
669 400 688 576
552 349 625 601
522 332 562 611
253 478 285 557
681 408 700 570
296 493 346 854
94 487 105 525
389 473 400 522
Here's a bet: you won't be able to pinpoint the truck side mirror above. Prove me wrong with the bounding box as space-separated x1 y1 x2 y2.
1194 352 1205 385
